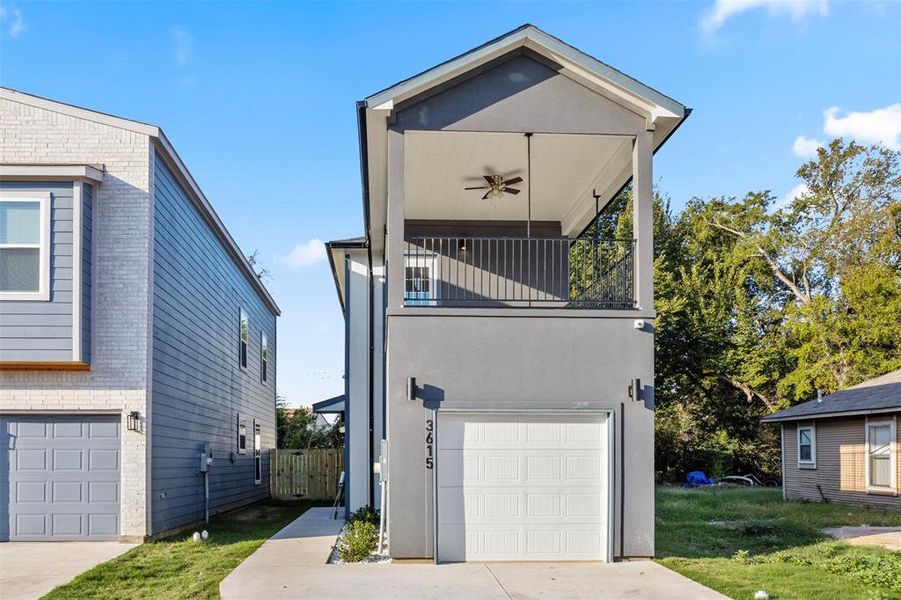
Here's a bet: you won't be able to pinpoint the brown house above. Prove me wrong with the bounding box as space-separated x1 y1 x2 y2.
762 369 900 510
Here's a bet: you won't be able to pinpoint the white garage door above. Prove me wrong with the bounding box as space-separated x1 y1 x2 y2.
437 412 609 562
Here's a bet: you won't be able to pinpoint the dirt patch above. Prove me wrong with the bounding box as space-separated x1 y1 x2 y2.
228 505 291 522
823 526 901 551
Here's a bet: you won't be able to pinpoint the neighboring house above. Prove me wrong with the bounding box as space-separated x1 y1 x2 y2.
762 369 900 510
320 25 689 562
282 407 335 430
0 88 280 542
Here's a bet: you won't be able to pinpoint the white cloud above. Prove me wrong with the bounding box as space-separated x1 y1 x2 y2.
701 0 829 35
169 26 192 66
777 182 810 210
822 104 901 150
792 135 823 158
283 239 327 268
0 5 25 38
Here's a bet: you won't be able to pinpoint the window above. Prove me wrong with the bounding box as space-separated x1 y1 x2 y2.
798 423 816 468
260 332 269 383
867 419 896 493
254 420 262 485
404 254 437 306
239 309 249 370
0 194 50 300
237 414 247 454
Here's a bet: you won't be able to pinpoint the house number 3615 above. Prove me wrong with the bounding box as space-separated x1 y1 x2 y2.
425 419 434 469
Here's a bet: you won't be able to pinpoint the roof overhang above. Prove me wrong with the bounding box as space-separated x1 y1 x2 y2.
762 406 901 423
356 24 689 253
312 394 346 414
0 163 105 183
0 87 280 316
326 237 368 312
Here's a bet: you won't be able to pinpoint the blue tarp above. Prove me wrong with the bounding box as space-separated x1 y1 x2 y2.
683 471 715 487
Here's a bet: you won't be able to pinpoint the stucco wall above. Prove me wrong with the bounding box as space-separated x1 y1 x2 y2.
783 416 900 510
386 312 655 559
0 97 154 539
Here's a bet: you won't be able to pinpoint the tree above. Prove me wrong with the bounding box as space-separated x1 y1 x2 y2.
633 139 900 482
246 249 272 281
276 396 344 449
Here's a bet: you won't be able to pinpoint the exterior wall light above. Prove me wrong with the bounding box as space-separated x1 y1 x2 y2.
127 410 141 432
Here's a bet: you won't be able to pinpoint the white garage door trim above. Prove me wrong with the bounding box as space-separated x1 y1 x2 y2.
433 409 614 563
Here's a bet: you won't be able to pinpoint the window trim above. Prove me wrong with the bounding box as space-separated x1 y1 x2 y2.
260 331 269 384
797 422 816 469
0 192 51 301
253 419 262 485
865 417 897 495
239 308 249 371
237 413 247 455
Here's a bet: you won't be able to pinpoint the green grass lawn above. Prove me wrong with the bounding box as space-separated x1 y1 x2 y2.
656 486 901 600
43 500 322 600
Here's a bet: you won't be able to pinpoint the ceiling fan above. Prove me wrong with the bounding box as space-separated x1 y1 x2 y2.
464 175 523 200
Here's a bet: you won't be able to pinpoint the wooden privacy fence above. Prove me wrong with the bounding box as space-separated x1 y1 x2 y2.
270 448 344 501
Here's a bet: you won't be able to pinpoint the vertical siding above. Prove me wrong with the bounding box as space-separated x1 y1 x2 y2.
783 416 900 510
150 155 277 535
81 182 93 364
0 181 74 361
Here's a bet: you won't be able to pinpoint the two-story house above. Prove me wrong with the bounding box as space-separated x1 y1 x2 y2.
0 88 280 541
324 25 689 562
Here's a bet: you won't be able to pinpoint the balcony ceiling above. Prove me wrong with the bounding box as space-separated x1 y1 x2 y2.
404 130 631 235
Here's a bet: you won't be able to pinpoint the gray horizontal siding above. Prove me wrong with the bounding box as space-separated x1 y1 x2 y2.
0 181 74 362
81 183 92 364
150 155 277 535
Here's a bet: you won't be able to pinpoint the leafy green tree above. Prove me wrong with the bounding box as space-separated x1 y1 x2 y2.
276 396 344 449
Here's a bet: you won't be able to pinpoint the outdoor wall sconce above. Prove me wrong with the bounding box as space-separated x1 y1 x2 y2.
127 411 141 432
458 239 466 252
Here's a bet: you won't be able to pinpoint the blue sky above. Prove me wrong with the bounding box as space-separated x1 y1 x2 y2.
1 1 898 406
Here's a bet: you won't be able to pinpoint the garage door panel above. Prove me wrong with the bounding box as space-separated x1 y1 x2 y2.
437 413 608 562
53 421 83 438
2 415 121 541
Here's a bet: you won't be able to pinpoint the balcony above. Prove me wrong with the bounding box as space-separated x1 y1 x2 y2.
403 236 635 309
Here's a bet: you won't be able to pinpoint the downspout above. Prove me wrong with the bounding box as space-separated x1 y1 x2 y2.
357 100 376 510
367 243 375 509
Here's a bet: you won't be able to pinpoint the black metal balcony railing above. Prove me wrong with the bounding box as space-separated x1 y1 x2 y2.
403 236 635 309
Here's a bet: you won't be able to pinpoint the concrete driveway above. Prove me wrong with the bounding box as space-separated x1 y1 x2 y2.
221 507 726 600
0 541 137 600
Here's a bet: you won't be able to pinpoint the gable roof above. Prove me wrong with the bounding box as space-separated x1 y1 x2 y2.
0 87 280 316
761 369 901 422
363 23 685 120
356 24 690 253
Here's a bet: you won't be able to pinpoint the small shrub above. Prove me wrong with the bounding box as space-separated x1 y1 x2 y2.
732 549 751 564
338 520 377 562
348 505 380 526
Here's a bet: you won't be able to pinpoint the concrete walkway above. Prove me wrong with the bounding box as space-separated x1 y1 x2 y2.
0 541 137 600
221 507 726 600
823 526 901 551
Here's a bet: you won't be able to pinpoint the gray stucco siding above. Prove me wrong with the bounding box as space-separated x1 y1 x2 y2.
393 53 646 135
386 313 655 559
0 181 76 362
150 155 276 535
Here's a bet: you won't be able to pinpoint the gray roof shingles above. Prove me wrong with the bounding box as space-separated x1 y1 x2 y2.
761 369 901 422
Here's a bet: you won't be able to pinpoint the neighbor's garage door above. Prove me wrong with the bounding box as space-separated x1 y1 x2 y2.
1 415 120 541
437 412 609 562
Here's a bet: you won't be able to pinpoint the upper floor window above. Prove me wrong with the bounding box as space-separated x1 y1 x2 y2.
798 424 816 468
260 332 269 383
867 419 896 492
239 309 249 370
0 194 50 301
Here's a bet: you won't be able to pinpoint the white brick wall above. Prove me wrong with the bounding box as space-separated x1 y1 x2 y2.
0 98 154 539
